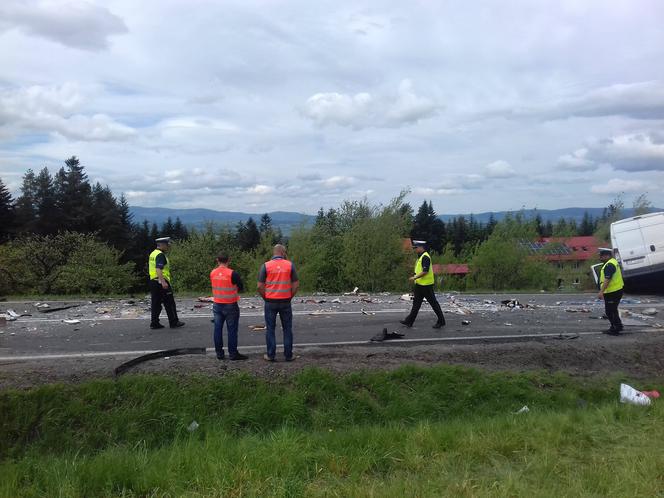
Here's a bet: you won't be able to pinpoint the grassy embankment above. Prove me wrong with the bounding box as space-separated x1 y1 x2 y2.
1 365 663 497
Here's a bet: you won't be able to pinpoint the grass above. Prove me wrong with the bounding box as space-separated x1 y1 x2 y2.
1 365 662 497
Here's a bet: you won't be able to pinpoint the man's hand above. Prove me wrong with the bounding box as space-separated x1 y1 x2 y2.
161 280 168 290
408 275 416 282
597 291 604 300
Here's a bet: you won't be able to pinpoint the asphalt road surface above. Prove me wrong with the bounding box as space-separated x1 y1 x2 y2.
1 293 661 361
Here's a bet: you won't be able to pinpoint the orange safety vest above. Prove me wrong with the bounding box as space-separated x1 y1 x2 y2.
210 266 239 304
264 258 293 300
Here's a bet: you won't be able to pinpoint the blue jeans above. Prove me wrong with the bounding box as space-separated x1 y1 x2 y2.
264 301 293 359
213 302 240 358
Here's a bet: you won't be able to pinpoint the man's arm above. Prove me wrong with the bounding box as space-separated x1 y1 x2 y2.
257 264 266 298
155 253 169 289
232 271 244 293
598 263 615 298
409 255 430 282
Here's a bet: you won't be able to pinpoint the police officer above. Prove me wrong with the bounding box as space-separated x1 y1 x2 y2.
400 240 445 329
597 247 624 335
257 244 299 361
148 237 184 329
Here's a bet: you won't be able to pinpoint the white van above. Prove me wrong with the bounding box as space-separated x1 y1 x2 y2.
609 212 664 293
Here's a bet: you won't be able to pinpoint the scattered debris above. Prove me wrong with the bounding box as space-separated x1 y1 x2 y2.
0 313 16 322
642 390 661 399
514 405 530 414
400 294 413 302
303 298 326 304
361 309 376 316
504 322 513 326
483 299 496 304
193 304 206 308
114 347 207 376
370 328 405 342
38 304 80 314
95 307 112 314
187 421 199 432
620 383 652 406
565 308 591 313
35 302 50 309
331 298 341 304
62 319 81 325
344 287 359 295
461 320 471 325
197 296 214 302
642 308 659 316
248 324 266 331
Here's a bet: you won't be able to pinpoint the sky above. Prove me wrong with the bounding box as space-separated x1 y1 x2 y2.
1 0 663 215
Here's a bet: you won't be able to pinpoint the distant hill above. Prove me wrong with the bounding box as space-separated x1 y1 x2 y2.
130 206 315 234
130 205 663 232
438 207 663 224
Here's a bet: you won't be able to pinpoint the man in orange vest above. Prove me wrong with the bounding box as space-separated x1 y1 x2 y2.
257 244 299 361
210 254 247 360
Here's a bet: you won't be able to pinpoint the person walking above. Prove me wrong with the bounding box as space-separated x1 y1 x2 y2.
597 247 624 335
210 254 248 360
257 244 299 361
148 237 184 329
400 240 445 329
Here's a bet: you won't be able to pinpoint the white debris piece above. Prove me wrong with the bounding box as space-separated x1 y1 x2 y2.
187 421 200 432
63 319 81 324
620 383 651 406
6 309 20 319
514 405 530 414
642 308 659 316
400 294 413 301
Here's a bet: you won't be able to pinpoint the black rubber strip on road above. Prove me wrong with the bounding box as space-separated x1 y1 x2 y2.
38 305 81 313
114 347 207 376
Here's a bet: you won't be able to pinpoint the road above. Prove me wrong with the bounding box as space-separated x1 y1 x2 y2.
1 292 661 361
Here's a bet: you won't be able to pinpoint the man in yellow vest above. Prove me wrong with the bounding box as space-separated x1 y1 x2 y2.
148 237 184 329
400 240 445 329
210 254 247 360
597 247 624 335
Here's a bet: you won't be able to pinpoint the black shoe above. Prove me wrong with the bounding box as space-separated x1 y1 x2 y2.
399 319 412 328
170 321 185 328
432 322 445 329
229 353 248 361
216 354 225 360
603 328 621 336
150 323 165 329
285 356 295 362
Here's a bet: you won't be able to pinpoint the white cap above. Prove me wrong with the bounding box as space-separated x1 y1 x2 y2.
412 240 427 247
155 237 171 244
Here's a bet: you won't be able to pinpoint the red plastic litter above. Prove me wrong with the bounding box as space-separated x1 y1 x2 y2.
641 390 660 399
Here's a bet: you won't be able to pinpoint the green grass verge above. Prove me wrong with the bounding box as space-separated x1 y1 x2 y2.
1 365 662 497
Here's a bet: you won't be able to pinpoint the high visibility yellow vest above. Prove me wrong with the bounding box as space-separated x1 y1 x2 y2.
414 251 435 286
600 257 624 293
149 249 171 282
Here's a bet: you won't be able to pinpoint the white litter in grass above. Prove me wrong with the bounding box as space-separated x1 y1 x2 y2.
620 383 651 406
187 421 199 432
514 405 530 414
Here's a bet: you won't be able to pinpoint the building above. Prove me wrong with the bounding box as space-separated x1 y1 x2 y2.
525 236 603 288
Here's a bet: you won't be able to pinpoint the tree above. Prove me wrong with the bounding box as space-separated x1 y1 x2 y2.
633 193 652 216
259 213 273 234
412 200 446 253
579 211 595 236
172 217 189 240
236 217 260 251
14 169 38 233
0 178 15 242
54 156 94 232
33 167 60 235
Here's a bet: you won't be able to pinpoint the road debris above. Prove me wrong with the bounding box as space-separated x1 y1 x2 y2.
344 287 359 295
114 347 207 376
642 308 659 316
38 304 80 314
620 383 652 406
370 328 405 342
248 324 266 331
462 320 471 325
197 296 214 302
565 308 591 313
361 309 376 316
62 319 81 324
400 294 413 301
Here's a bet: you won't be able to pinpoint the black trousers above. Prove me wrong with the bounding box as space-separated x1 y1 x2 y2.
149 279 179 326
404 284 445 325
604 289 623 331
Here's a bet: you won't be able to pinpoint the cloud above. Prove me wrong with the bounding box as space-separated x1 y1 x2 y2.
302 79 438 128
0 0 127 50
590 178 650 194
515 81 664 121
0 83 135 141
247 184 274 195
585 132 664 172
484 160 516 178
558 148 597 171
414 174 485 196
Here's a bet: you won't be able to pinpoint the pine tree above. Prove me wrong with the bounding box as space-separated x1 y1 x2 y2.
161 217 175 236
0 177 15 241
54 156 94 232
14 169 38 233
259 213 273 234
172 217 188 240
579 211 594 236
33 167 60 235
237 217 261 250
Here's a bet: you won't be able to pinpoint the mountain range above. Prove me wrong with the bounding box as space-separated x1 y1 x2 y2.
130 206 663 232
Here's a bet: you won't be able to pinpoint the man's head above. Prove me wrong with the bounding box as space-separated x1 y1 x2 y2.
412 240 427 254
216 254 230 265
273 244 287 257
598 247 613 262
155 237 171 251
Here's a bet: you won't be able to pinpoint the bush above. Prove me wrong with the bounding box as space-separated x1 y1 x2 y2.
0 232 136 295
